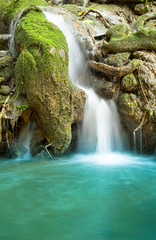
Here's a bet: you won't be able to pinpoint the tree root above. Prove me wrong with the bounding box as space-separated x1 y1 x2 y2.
102 11 156 53
143 114 151 152
134 111 146 133
136 11 156 31
87 27 96 44
115 10 133 23
88 59 142 77
79 8 113 28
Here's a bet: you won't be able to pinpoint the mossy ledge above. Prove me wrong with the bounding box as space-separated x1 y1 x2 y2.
1 0 85 155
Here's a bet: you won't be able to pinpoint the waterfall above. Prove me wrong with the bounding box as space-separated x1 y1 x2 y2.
42 7 123 153
17 121 36 160
133 131 136 152
9 9 24 56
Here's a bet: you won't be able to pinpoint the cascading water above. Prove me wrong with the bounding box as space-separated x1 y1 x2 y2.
17 121 36 160
42 7 123 154
9 9 24 56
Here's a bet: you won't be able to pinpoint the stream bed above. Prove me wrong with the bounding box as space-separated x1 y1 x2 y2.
0 153 156 240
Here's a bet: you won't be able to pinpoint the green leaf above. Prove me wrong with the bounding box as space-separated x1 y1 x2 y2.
128 102 132 106
150 109 154 116
134 101 138 107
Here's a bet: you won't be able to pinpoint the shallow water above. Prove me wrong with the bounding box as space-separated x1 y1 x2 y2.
0 153 156 240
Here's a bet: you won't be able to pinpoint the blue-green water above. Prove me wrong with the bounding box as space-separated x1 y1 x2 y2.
0 153 156 240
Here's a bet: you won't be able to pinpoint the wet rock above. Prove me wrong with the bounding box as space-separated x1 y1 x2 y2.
0 85 11 95
10 142 28 159
134 3 148 15
121 74 138 92
0 50 9 57
132 50 156 63
0 54 14 82
103 52 130 67
34 150 49 160
118 93 143 121
91 75 114 99
0 34 11 50
30 129 45 156
14 6 85 155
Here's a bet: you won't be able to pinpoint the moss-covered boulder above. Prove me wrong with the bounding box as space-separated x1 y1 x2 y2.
103 52 130 67
1 0 48 24
121 74 138 92
0 85 11 95
0 0 85 155
0 53 14 82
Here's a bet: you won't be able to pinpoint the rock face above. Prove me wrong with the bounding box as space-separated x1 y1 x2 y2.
118 51 156 152
0 0 156 156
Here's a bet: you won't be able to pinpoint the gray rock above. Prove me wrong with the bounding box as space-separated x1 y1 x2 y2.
0 85 11 95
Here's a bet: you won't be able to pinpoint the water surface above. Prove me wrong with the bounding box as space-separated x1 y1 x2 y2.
0 153 156 240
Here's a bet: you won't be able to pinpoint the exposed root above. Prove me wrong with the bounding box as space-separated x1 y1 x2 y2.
87 27 96 44
6 120 10 149
134 111 146 133
88 59 142 77
143 114 151 151
79 9 113 28
115 10 133 23
45 141 53 158
136 11 156 31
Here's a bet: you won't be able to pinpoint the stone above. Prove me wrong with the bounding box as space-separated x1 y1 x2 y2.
134 3 148 15
91 75 114 99
0 54 14 81
30 129 45 156
121 74 138 92
0 85 11 95
103 52 130 67
0 77 6 84
0 34 11 50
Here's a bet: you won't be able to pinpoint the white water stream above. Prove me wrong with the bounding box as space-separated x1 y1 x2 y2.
9 9 24 56
42 7 123 154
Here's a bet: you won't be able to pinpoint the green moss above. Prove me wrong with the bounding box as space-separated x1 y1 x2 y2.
14 6 75 155
1 0 85 155
103 52 130 67
121 74 138 92
106 24 130 40
136 11 156 31
1 0 48 23
15 49 37 95
109 27 156 52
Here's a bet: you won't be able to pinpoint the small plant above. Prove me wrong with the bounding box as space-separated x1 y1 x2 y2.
128 101 138 113
140 0 154 11
150 109 154 116
16 104 29 112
